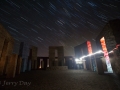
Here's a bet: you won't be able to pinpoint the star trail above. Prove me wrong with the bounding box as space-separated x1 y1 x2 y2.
0 0 120 56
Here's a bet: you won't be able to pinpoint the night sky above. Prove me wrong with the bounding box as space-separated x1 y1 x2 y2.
0 0 120 56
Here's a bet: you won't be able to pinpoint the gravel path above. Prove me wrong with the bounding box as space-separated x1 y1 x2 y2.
0 70 119 90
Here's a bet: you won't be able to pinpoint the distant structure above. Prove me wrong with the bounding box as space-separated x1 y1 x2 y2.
47 46 68 70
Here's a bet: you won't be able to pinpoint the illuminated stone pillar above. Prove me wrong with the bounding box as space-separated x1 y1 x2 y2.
16 56 22 74
6 54 18 78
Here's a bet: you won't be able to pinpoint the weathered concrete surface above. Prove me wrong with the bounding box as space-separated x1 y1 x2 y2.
0 70 119 90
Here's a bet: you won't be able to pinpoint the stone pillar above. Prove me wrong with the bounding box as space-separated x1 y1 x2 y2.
83 61 86 70
101 57 107 71
41 61 44 68
21 58 27 72
0 56 6 75
54 59 58 66
16 56 22 74
89 57 93 71
0 36 5 57
27 60 31 71
31 60 34 69
34 60 37 69
95 57 104 74
6 54 18 78
47 59 49 67
31 46 38 69
58 46 64 66
49 47 55 67
1 40 9 57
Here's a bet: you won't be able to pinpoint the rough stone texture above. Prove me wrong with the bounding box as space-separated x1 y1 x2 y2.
6 54 18 78
46 66 68 70
0 70 119 90
16 56 22 75
31 46 38 69
96 19 120 75
49 46 64 67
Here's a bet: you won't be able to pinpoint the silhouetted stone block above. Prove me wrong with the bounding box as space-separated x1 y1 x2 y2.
21 58 27 72
6 54 18 78
31 46 38 69
16 56 22 74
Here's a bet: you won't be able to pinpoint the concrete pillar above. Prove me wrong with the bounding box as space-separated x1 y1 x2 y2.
83 61 86 70
6 54 18 78
95 57 104 74
0 56 6 75
16 56 22 74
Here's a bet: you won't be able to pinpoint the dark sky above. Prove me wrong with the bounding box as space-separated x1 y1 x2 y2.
0 0 120 56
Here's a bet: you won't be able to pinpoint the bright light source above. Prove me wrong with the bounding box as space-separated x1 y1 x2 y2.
75 58 79 61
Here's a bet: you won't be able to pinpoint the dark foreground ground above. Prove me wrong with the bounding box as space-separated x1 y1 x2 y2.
0 70 120 90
